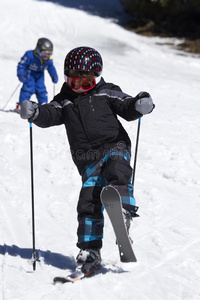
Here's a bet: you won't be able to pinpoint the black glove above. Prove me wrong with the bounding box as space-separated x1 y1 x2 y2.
135 92 155 115
20 100 39 121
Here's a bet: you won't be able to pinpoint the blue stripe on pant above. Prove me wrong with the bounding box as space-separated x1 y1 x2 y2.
78 217 104 243
76 148 137 250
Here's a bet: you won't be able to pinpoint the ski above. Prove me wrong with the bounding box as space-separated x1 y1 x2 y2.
0 108 20 114
53 268 97 284
53 260 117 284
54 185 136 284
53 264 104 284
100 185 137 263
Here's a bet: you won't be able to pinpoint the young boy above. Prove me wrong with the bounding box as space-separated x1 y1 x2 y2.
20 46 154 274
16 38 58 111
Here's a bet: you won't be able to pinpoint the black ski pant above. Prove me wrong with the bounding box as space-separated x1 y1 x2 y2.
76 148 137 250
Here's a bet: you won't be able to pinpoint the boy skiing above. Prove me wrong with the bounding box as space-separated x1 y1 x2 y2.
16 37 58 111
20 46 154 276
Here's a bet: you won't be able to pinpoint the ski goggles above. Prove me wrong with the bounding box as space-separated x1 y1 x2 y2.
64 75 101 91
37 49 52 60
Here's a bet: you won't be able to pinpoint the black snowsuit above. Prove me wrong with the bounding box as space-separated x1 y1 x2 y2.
32 78 142 249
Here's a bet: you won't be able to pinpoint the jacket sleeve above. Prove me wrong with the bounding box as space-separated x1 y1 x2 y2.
17 51 32 77
47 59 58 83
102 87 143 121
33 99 64 128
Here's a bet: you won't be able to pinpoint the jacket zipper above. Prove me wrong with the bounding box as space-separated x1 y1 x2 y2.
89 96 94 112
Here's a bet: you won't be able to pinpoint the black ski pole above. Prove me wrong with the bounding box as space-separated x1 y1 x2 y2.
2 83 21 110
29 122 37 271
132 117 141 189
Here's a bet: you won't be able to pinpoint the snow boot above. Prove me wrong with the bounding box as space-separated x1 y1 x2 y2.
76 249 101 274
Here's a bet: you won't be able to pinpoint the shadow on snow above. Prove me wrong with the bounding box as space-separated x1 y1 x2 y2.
0 244 127 274
0 244 75 270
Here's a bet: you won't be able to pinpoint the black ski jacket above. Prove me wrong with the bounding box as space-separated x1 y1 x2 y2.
33 78 142 173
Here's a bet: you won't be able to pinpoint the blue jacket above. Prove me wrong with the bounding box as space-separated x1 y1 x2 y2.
17 50 58 83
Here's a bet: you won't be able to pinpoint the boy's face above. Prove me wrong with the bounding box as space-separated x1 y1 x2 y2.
66 70 96 93
38 50 53 61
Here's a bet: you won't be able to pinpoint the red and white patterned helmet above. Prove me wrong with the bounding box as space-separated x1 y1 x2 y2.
64 46 103 76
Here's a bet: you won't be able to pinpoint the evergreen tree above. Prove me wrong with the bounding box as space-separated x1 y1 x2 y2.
121 0 200 38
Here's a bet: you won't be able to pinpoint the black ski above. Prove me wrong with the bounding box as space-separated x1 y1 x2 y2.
100 185 137 262
53 267 97 283
53 260 117 284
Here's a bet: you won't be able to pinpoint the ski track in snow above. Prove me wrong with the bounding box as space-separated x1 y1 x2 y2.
1 0 200 299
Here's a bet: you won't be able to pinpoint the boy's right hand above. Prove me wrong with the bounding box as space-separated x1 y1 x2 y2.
18 75 28 83
20 100 39 121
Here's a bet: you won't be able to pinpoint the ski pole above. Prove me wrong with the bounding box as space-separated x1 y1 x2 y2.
29 122 37 271
2 83 21 110
132 117 141 189
53 84 55 98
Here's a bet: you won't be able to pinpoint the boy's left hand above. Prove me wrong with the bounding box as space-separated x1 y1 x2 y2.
52 75 58 83
135 92 155 115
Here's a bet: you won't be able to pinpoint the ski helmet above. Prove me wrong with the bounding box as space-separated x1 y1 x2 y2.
64 46 103 77
36 38 53 52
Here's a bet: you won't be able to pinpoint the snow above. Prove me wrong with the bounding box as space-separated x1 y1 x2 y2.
1 0 200 299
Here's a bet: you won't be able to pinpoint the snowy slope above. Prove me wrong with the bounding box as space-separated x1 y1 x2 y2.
1 0 200 299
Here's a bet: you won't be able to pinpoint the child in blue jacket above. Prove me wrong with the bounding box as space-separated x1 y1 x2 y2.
17 38 58 110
